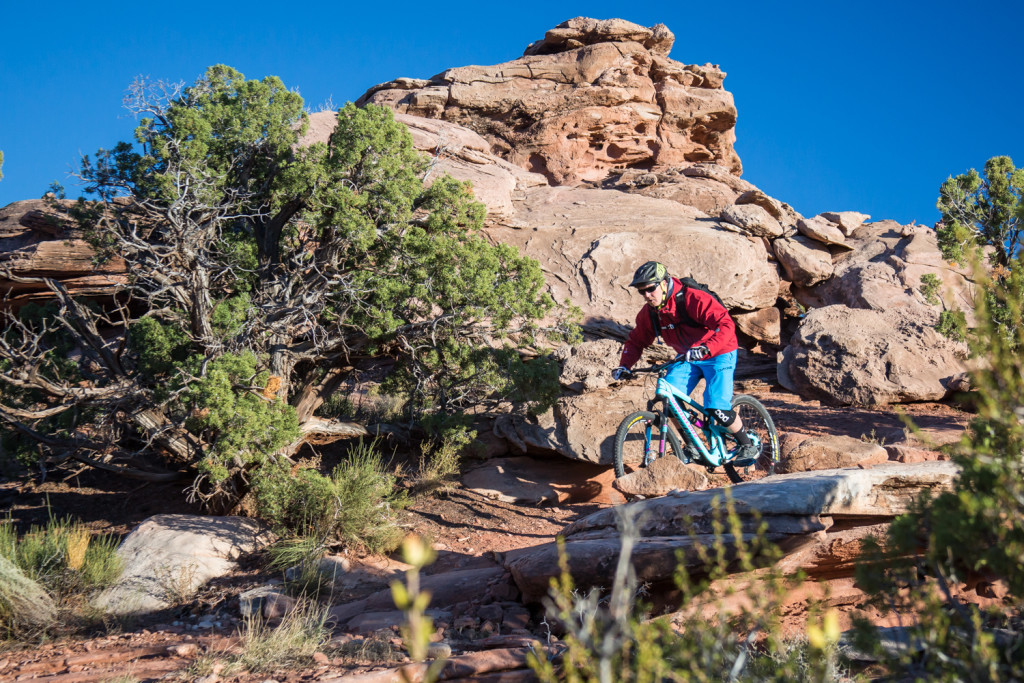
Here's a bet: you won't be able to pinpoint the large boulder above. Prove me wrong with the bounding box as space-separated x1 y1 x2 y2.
358 18 741 185
777 433 889 473
488 185 780 339
778 305 969 405
773 235 834 287
93 515 274 616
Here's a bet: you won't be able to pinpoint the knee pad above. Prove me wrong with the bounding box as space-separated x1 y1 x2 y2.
710 408 737 427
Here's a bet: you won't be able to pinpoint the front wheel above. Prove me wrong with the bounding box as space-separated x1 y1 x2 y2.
613 410 685 478
724 395 780 484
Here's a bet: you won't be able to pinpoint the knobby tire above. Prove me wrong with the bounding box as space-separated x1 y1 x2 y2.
723 394 780 484
613 410 684 479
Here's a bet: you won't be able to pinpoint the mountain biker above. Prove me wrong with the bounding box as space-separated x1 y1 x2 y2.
612 261 757 460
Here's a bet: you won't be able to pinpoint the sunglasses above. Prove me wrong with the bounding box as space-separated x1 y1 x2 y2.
637 284 660 294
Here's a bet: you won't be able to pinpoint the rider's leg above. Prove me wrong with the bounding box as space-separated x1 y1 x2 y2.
663 360 703 400
699 350 752 445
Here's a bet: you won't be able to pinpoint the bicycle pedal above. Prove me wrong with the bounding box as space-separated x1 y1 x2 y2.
731 456 757 468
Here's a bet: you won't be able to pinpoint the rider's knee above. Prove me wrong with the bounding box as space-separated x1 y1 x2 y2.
710 408 737 427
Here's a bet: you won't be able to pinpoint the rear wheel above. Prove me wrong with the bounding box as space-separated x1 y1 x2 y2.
724 395 779 484
613 410 685 478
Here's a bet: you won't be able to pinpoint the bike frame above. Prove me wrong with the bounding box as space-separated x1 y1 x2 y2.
644 363 760 468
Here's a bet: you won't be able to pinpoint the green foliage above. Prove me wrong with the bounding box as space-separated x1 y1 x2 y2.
854 254 1024 680
0 65 575 508
391 534 446 679
919 272 942 305
0 516 122 594
182 352 300 482
234 600 332 673
528 497 835 682
937 155 1024 267
936 309 968 342
0 515 122 637
128 316 191 377
252 440 406 553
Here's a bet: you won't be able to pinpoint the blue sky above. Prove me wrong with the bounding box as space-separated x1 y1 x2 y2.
2 1 1022 225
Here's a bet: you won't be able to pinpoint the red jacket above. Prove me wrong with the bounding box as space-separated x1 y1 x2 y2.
619 277 738 368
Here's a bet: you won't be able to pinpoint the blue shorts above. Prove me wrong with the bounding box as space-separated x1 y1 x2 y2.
664 349 737 410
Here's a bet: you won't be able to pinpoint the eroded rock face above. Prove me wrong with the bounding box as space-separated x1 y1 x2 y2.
801 221 977 325
358 18 740 185
0 199 126 308
778 305 969 405
488 185 780 338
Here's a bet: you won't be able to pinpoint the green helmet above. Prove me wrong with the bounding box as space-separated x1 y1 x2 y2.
629 261 669 288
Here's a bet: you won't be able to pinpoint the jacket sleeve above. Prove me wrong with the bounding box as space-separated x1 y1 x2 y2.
687 290 736 357
619 306 656 368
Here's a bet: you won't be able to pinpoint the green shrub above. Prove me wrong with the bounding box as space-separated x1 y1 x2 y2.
919 272 942 305
0 516 122 596
253 440 406 553
235 600 332 673
410 425 472 495
0 516 121 637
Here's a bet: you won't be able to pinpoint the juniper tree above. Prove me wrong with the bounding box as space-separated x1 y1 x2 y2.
937 155 1024 267
0 66 569 508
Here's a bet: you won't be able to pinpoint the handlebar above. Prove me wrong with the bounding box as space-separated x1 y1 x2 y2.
618 356 686 379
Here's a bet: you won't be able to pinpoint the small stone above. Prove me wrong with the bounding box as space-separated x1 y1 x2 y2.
427 643 452 659
167 643 198 657
312 652 330 665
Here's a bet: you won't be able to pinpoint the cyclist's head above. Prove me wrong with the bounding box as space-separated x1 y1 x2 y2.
630 261 670 307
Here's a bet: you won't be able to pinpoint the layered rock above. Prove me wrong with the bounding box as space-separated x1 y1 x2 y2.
358 17 740 185
0 199 126 308
503 461 959 601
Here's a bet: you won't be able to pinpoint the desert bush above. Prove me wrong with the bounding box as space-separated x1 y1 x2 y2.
0 516 121 637
853 252 1024 680
0 516 122 597
409 425 473 495
234 599 332 673
527 497 842 682
0 554 57 637
253 439 406 553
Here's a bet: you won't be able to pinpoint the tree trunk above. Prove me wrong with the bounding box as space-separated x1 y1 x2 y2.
293 366 348 424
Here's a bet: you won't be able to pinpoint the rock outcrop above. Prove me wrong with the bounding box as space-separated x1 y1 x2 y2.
0 198 126 308
503 461 959 601
358 17 740 185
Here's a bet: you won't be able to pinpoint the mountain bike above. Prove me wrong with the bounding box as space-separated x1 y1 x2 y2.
613 358 779 483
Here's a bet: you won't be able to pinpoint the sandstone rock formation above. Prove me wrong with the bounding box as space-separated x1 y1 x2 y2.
1 16 983 420
777 305 969 405
358 17 740 185
503 461 959 601
0 198 126 308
